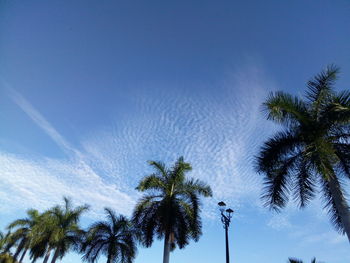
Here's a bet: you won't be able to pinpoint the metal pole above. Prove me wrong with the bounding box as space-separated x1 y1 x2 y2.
218 202 233 263
225 223 230 263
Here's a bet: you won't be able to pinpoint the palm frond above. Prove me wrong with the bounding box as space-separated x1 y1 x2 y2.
306 64 339 114
261 154 299 210
256 130 301 173
292 160 316 208
135 174 165 192
263 91 309 126
322 90 350 124
148 161 168 177
334 143 350 179
182 179 213 197
288 258 303 263
321 176 348 234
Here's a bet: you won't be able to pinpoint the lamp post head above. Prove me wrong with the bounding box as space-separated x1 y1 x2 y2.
226 208 234 214
218 201 226 207
218 201 226 213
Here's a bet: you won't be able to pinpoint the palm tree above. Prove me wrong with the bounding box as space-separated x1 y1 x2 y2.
256 65 350 242
0 231 9 252
41 197 89 263
132 157 212 263
28 212 59 263
81 208 136 263
288 258 317 263
0 253 16 263
6 209 42 263
0 231 14 263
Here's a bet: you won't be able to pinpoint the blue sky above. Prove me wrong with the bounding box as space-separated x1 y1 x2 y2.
1 1 350 262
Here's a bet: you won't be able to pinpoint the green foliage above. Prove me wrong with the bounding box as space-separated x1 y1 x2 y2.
6 209 42 262
256 65 350 234
0 253 18 263
81 208 136 263
132 157 212 250
40 197 89 262
3 197 89 263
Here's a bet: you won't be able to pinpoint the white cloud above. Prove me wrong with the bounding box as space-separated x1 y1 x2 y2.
267 214 292 230
8 87 78 156
0 151 136 217
1 83 137 218
1 63 278 221
79 64 277 216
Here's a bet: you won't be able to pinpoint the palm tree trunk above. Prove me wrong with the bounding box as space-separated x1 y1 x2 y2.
106 253 113 263
328 176 350 242
50 249 60 263
163 233 171 263
43 249 51 263
19 248 27 263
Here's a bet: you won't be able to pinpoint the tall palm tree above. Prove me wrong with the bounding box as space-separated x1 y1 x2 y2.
41 197 88 263
288 258 317 263
132 157 212 263
256 65 350 242
6 209 42 263
81 208 136 263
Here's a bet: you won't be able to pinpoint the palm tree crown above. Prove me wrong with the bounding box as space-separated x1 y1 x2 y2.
256 65 350 241
132 157 212 263
6 209 42 263
42 197 89 263
81 208 136 263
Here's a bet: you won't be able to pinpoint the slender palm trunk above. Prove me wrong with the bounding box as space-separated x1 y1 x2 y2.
43 249 51 263
328 176 350 242
19 248 27 263
163 233 171 263
50 249 60 263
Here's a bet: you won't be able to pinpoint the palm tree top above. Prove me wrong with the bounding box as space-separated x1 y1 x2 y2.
133 156 212 260
82 207 136 263
263 65 340 126
136 157 212 198
256 64 350 238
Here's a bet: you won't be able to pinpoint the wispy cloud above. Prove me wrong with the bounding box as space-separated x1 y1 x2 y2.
1 63 347 251
267 214 292 230
0 151 135 217
79 63 277 217
1 81 137 218
0 64 280 221
8 88 78 157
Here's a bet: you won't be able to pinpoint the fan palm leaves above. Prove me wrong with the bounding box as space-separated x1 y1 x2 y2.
132 157 212 263
81 208 136 263
256 65 350 242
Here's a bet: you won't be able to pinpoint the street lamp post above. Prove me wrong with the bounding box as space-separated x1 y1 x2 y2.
218 201 234 263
